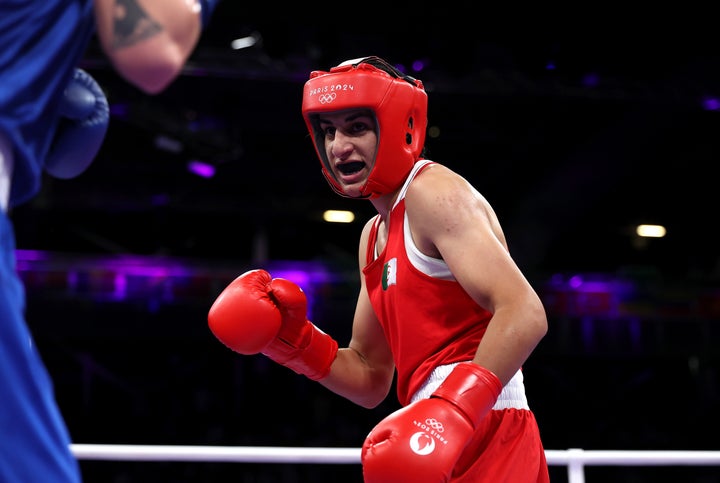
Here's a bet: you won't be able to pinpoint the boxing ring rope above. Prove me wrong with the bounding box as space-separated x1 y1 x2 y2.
70 444 720 483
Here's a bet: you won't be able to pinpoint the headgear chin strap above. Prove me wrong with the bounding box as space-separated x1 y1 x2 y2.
302 56 428 199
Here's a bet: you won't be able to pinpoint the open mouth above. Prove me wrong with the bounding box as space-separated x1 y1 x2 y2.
336 161 366 175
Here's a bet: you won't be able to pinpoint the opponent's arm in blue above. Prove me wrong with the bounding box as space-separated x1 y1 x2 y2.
199 0 221 27
93 0 221 94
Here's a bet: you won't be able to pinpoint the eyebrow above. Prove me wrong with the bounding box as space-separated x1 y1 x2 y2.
318 111 372 125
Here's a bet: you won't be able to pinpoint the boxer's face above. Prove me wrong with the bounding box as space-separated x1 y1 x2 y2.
317 109 378 198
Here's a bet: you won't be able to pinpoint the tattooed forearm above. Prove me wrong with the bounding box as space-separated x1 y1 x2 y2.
111 0 163 50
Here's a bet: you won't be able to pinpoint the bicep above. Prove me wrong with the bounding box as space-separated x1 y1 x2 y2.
324 283 394 408
441 202 530 312
347 282 394 372
350 219 394 373
317 220 394 408
412 177 525 312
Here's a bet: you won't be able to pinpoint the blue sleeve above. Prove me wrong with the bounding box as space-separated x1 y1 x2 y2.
0 0 96 207
199 0 221 28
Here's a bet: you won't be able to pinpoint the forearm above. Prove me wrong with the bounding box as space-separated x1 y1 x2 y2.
318 347 394 409
473 302 547 385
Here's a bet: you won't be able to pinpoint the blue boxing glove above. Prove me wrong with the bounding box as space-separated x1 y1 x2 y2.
45 68 109 179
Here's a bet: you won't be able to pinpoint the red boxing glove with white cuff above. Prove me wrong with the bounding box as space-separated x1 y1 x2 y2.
361 362 502 483
207 269 338 381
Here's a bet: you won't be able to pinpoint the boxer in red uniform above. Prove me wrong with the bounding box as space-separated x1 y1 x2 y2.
209 56 550 482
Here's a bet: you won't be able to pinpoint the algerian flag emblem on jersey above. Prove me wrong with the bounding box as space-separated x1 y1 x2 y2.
382 258 397 290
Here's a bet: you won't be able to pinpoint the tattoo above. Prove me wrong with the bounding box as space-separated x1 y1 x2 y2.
111 0 163 50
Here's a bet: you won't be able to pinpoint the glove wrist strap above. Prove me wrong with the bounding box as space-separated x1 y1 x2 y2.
263 324 338 381
431 362 502 428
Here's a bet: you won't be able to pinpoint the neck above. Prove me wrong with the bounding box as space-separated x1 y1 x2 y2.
370 190 400 220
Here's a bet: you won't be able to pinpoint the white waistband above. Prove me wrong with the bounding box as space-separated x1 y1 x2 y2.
410 362 530 410
0 131 13 212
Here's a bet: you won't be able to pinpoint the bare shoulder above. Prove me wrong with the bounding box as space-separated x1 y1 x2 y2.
406 163 507 253
406 163 493 219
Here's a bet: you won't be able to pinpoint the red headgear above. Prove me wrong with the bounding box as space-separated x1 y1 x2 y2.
301 56 428 199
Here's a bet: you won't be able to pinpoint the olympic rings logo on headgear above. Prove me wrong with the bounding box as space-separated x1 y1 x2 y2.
318 93 336 104
425 418 444 433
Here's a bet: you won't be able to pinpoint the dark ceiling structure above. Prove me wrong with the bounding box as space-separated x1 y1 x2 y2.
12 6 720 280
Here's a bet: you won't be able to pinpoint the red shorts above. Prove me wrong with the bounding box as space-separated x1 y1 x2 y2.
451 408 549 483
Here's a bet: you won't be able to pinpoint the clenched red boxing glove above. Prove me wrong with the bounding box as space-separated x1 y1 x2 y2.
362 362 502 483
208 269 338 380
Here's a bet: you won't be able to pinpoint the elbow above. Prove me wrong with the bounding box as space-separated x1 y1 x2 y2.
346 379 392 409
356 393 388 410
127 60 184 95
347 374 393 409
111 49 187 95
532 302 549 342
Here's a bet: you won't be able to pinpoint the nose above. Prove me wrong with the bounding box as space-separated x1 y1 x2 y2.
331 131 353 159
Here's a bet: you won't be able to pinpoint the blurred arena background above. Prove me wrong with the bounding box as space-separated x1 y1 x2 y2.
12 5 720 482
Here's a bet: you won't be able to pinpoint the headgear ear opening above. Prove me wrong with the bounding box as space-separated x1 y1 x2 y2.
301 56 428 199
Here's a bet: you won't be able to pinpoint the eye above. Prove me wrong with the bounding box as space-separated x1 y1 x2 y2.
323 126 336 137
350 121 370 134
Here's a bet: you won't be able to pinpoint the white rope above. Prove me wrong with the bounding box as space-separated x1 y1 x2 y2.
545 448 720 465
69 445 720 483
71 445 361 463
71 444 720 466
